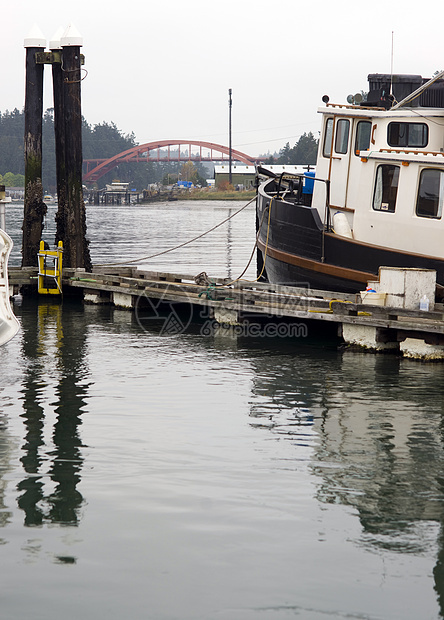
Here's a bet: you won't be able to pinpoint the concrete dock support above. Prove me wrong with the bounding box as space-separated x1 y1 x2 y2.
112 292 134 309
342 324 399 352
400 338 444 361
213 306 240 326
84 290 111 305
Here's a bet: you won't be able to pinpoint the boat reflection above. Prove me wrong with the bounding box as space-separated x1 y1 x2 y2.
248 342 444 612
17 301 90 527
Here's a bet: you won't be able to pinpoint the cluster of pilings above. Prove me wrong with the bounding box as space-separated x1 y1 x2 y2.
22 24 91 272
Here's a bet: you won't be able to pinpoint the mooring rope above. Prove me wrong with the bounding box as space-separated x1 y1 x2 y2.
219 197 272 287
94 196 256 267
193 197 272 293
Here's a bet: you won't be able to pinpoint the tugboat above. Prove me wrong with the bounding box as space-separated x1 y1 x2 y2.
256 72 444 296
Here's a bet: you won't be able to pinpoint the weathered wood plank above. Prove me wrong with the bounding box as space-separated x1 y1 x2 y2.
9 266 444 339
330 301 444 321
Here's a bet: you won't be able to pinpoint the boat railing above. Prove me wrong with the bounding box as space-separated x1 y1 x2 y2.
379 148 444 157
325 102 386 111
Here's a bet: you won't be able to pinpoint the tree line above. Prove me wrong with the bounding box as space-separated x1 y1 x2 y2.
0 108 319 190
266 132 319 165
0 108 138 190
0 108 210 191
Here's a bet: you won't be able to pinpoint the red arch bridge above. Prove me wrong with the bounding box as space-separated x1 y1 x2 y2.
83 140 257 183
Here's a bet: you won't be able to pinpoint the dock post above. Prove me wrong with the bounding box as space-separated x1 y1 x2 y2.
22 25 47 267
60 25 92 271
49 28 68 246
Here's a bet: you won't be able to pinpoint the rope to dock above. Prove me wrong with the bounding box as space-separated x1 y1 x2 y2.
192 197 272 292
220 197 273 287
94 197 256 267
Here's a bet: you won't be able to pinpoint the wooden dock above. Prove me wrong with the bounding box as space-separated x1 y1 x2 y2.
8 266 444 360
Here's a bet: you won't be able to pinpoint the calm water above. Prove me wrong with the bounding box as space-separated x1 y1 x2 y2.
2 201 444 619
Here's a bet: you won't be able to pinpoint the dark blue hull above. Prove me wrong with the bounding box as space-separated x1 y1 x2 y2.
256 180 444 295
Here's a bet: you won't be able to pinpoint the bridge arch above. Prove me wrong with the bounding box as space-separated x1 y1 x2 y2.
83 139 256 183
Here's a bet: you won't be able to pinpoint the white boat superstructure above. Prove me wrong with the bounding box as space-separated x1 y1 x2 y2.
312 102 444 259
256 72 444 294
0 229 19 345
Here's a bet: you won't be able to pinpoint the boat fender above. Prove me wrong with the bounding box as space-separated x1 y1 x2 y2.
332 211 353 239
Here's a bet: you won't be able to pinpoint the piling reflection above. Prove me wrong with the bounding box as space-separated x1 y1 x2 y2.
248 344 444 613
17 301 89 526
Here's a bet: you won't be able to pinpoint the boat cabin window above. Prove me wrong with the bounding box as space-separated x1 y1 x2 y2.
323 118 334 157
355 121 372 155
416 169 444 219
387 122 428 148
335 119 350 154
323 118 350 157
373 164 399 212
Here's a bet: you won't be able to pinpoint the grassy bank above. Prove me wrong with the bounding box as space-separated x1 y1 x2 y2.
181 189 256 201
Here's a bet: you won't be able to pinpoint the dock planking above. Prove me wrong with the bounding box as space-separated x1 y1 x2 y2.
8 266 444 359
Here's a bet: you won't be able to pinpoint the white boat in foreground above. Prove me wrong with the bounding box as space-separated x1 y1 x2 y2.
0 229 19 345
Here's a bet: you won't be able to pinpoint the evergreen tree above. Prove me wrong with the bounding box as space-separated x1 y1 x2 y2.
292 132 319 164
277 132 319 165
0 109 139 189
0 109 24 175
277 142 292 164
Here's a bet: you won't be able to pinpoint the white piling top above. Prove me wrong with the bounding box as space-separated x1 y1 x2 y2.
24 24 46 48
49 26 65 50
61 23 83 47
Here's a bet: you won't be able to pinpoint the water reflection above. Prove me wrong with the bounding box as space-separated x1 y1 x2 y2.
310 353 444 542
0 411 14 536
17 301 89 527
247 342 444 613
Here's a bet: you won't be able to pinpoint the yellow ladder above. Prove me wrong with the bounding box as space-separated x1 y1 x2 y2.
38 240 63 295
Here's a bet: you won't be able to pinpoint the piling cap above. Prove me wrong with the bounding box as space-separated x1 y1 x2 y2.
61 23 83 47
24 24 46 48
49 26 65 50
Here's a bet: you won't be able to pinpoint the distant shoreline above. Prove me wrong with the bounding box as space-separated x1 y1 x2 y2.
180 190 256 201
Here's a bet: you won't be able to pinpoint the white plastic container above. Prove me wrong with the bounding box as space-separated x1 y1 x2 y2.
360 291 387 306
419 295 430 311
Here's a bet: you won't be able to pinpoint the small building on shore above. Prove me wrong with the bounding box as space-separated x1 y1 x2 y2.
214 164 315 189
5 187 25 201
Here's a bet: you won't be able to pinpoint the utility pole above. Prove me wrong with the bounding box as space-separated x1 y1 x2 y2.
228 88 232 185
22 25 47 267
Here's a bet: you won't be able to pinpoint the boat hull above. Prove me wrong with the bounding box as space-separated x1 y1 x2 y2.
256 183 444 294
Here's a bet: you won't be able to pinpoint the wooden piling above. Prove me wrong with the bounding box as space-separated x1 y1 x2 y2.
59 27 91 271
22 28 47 267
50 33 67 248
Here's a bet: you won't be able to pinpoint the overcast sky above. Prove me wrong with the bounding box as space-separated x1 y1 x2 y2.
2 0 444 158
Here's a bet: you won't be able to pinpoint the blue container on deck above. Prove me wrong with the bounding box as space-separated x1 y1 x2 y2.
303 171 315 195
